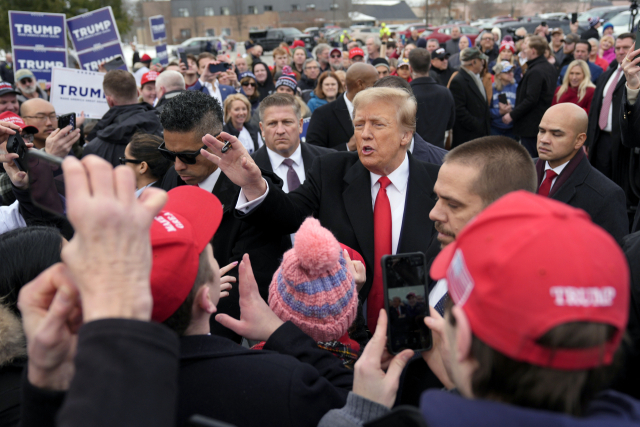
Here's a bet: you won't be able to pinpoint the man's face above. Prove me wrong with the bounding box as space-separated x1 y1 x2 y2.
376 65 389 79
275 54 288 69
407 296 417 306
141 82 156 105
537 111 583 168
235 58 248 73
615 37 634 64
0 94 19 114
330 50 343 69
551 33 563 47
17 77 36 95
163 129 217 185
260 105 303 158
304 60 320 79
5 53 12 64
366 38 377 55
396 65 411 79
411 29 419 39
563 42 575 55
429 162 484 249
21 99 56 146
276 86 295 95
198 58 218 82
574 43 589 61
427 41 439 52
186 58 198 75
317 48 330 65
451 27 461 39
353 102 411 176
391 297 401 308
432 58 446 70
481 34 494 51
351 55 364 63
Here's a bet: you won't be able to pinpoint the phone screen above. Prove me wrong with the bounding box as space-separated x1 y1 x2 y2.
104 56 125 71
382 253 432 353
571 13 578 24
57 113 76 131
208 62 231 74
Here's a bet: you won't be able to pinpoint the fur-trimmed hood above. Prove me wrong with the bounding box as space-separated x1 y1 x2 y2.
0 304 26 366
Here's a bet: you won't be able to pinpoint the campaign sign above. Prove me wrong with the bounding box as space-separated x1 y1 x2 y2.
77 41 127 72
50 68 109 119
149 15 166 42
67 7 120 53
9 12 66 49
156 44 169 65
13 48 66 82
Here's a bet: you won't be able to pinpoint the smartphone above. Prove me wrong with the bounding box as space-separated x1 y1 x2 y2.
57 113 76 131
382 253 432 354
189 415 237 427
498 93 508 104
571 13 578 24
208 62 232 74
178 47 188 66
104 55 125 71
6 133 28 172
541 21 547 27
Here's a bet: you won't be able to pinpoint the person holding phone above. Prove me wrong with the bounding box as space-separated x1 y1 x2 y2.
490 61 517 138
187 52 235 108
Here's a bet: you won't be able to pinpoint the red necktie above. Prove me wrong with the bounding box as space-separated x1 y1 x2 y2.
368 177 392 333
538 170 558 197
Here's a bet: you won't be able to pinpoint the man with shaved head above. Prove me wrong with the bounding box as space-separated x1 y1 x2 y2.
21 98 81 157
306 62 378 150
154 70 186 115
536 103 627 241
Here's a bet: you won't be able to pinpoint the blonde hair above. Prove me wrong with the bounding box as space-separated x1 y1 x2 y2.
223 94 252 124
556 60 595 103
352 87 416 133
600 35 615 49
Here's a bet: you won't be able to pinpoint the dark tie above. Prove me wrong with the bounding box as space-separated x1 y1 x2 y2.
537 170 558 197
368 176 392 333
282 158 301 192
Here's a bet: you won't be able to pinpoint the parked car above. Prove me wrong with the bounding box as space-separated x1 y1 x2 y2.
538 12 569 21
350 26 380 45
579 6 628 26
599 10 633 36
395 23 431 40
248 28 313 52
497 19 584 39
421 24 480 45
171 37 229 58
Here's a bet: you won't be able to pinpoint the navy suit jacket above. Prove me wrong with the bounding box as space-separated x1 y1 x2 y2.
188 80 236 103
411 133 447 165
558 61 603 85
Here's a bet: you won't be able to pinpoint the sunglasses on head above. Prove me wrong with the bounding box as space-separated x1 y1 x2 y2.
242 82 257 87
158 141 208 164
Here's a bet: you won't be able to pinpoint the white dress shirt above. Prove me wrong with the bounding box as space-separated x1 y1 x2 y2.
237 127 256 154
0 200 26 235
198 168 222 193
135 181 157 198
266 144 305 193
601 68 623 132
202 79 223 109
543 160 570 191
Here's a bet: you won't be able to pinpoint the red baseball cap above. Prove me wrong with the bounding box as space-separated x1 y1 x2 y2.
430 191 629 370
0 111 38 134
349 47 365 59
330 47 342 57
291 40 306 49
141 71 159 87
150 186 223 322
141 53 152 62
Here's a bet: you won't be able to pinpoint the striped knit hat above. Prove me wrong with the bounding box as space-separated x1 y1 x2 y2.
276 66 298 92
268 217 358 342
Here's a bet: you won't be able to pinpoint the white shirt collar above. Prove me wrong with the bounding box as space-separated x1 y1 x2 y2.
369 152 410 193
544 159 570 176
266 143 303 169
343 92 354 121
409 136 415 153
197 168 222 193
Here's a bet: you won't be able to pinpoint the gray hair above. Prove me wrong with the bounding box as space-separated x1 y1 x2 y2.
156 70 186 92
588 37 600 48
315 43 331 57
366 36 381 48
427 38 440 45
303 58 319 69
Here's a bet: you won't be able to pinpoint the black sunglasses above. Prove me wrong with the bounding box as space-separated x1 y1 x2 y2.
119 157 143 165
330 54 342 58
158 141 207 164
242 82 257 87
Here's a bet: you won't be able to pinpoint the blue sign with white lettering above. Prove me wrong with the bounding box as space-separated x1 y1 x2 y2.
77 41 127 72
149 15 166 42
9 12 66 49
14 48 67 82
156 44 169 65
67 7 120 53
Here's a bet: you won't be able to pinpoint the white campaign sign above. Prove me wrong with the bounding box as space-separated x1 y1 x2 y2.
50 68 109 119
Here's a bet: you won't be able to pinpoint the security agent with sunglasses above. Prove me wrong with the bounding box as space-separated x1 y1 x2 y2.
159 90 285 342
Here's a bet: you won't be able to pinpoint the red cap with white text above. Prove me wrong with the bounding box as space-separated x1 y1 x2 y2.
430 191 629 370
149 186 223 322
0 111 38 134
141 71 159 87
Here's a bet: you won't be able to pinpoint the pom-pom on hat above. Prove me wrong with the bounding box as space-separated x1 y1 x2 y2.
269 217 358 342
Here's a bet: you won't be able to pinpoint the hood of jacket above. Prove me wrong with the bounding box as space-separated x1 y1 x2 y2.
421 389 640 427
0 304 26 367
91 103 162 145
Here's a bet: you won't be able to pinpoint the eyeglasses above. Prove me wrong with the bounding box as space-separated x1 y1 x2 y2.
119 157 143 165
20 78 33 84
305 66 320 70
330 54 342 58
158 141 208 164
22 113 58 122
242 82 257 87
481 37 494 41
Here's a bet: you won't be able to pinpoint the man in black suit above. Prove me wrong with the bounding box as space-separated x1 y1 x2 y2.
590 33 638 225
448 48 491 148
408 48 455 148
158 91 284 342
306 62 378 151
536 103 628 242
202 87 441 334
620 44 640 232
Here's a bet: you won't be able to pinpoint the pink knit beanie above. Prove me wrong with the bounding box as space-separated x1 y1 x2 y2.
268 217 358 342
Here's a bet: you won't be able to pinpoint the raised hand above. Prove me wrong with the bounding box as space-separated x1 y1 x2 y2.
622 48 640 91
219 261 238 299
45 126 81 158
422 306 455 389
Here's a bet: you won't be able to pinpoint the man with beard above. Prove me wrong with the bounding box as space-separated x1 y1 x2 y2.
14 69 48 103
428 136 537 312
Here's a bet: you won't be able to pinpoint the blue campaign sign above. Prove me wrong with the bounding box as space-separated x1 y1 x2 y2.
149 15 166 42
77 41 127 72
9 11 66 49
67 7 120 53
155 44 169 65
13 48 66 82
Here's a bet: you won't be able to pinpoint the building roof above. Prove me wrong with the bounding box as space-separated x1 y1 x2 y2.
353 2 416 20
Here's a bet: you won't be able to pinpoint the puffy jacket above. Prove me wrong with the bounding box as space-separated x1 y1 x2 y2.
307 92 328 113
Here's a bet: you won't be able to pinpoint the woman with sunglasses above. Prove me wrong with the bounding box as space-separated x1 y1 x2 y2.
238 72 260 115
222 94 261 155
120 133 171 197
